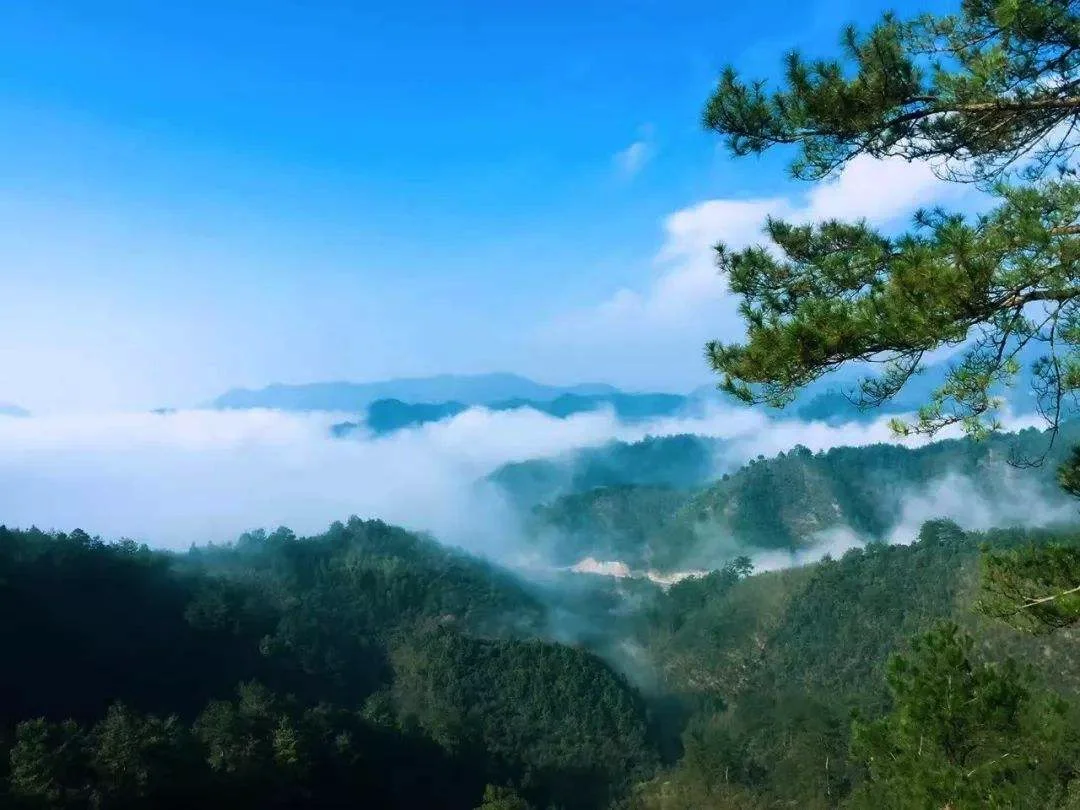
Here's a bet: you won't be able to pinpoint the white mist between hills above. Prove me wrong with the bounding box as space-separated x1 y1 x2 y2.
0 403 1047 569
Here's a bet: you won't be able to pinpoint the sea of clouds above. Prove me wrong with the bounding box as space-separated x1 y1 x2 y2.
0 403 1055 563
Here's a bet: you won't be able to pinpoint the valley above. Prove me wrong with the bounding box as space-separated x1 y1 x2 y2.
6 417 1080 808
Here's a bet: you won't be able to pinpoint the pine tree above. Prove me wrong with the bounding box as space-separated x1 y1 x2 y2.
978 539 1080 630
848 623 1079 808
702 0 1080 442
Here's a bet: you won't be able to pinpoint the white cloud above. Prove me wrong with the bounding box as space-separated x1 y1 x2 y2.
749 464 1073 575
751 526 866 573
614 141 651 177
0 407 622 554
0 399 1043 556
613 125 655 178
553 155 970 352
800 154 953 223
884 469 1076 544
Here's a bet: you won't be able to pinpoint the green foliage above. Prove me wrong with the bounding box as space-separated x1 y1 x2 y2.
758 521 972 701
0 519 660 809
0 525 271 725
6 432 1080 808
1058 443 1080 496
636 520 1080 808
848 623 1080 809
657 428 1073 559
6 511 1080 808
705 1 1080 181
90 704 192 806
976 439 1080 633
475 784 534 809
979 542 1080 631
516 424 1080 575
701 0 1080 441
529 486 691 567
9 719 89 808
490 434 721 511
388 628 657 808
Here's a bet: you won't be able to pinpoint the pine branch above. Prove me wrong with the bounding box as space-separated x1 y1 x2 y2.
1016 582 1080 610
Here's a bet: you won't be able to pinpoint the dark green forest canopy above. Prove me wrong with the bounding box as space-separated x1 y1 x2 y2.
846 622 1080 810
8 508 1080 808
0 521 656 810
632 520 1080 809
702 0 1080 442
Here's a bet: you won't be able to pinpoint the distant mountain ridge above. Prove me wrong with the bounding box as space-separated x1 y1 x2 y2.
212 371 923 433
211 373 623 412
211 360 1045 424
331 392 690 438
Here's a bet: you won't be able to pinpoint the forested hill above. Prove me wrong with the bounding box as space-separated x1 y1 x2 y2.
0 520 657 810
7 513 1080 808
5 419 1080 810
489 433 724 512
511 422 1080 571
629 521 1080 808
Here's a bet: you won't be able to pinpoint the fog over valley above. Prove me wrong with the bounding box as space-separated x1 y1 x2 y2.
0 387 1064 579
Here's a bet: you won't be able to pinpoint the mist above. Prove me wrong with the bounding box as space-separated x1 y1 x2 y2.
735 469 1077 575
0 402 1051 562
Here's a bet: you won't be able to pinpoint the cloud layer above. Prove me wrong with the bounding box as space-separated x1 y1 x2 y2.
0 399 1045 559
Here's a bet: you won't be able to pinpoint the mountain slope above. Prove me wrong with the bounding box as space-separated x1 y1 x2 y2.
631 521 1080 809
528 486 692 568
6 496 1080 808
489 434 723 511
0 519 658 810
662 427 1077 558
516 423 1080 572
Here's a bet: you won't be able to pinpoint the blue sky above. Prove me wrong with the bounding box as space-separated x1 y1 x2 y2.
0 0 960 412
